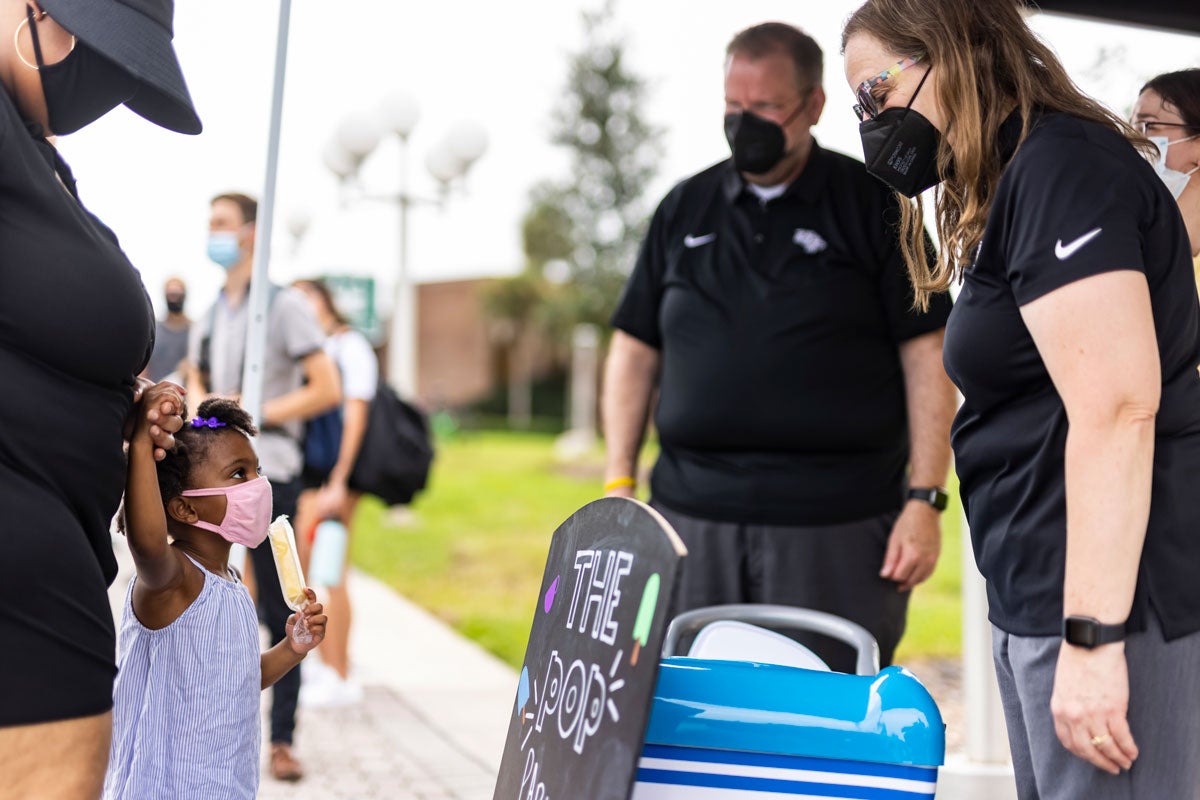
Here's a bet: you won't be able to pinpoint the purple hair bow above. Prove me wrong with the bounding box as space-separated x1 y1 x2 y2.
190 417 227 429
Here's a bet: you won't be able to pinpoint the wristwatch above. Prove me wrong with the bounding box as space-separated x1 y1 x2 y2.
906 486 949 512
1062 615 1127 649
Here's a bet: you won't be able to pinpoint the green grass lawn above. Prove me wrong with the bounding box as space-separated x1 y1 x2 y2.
353 429 964 668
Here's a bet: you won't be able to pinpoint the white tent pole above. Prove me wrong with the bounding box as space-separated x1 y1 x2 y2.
960 516 1011 765
241 0 293 425
936 433 1016 799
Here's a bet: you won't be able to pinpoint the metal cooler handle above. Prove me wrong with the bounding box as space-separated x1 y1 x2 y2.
661 604 881 676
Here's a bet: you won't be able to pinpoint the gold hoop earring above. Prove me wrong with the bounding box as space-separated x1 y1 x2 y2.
13 12 76 71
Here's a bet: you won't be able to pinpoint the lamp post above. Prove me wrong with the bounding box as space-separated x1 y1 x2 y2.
323 92 487 398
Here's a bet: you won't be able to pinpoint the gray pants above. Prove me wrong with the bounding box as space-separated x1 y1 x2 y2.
652 502 909 673
993 616 1200 799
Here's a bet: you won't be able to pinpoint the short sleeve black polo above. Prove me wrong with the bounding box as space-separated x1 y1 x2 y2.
944 111 1200 639
612 142 952 526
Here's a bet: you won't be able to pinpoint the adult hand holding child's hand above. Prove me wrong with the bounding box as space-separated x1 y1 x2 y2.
128 379 186 460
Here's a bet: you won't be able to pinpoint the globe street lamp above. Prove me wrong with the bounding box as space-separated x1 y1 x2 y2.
324 91 487 398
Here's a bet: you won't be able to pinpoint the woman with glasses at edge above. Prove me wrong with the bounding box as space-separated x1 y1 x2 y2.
1132 69 1200 275
843 2 1200 798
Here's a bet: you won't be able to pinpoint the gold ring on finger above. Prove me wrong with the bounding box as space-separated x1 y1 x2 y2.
1090 733 1111 746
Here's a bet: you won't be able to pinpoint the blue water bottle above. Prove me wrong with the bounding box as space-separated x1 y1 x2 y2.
309 519 348 587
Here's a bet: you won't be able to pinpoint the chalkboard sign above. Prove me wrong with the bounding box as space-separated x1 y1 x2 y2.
492 498 686 800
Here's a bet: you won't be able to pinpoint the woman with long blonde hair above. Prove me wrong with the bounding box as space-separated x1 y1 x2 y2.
843 1 1200 796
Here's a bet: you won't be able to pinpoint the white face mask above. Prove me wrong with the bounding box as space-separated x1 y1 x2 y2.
1149 134 1199 200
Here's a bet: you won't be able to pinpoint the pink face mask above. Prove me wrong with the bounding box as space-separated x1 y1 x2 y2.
180 476 273 547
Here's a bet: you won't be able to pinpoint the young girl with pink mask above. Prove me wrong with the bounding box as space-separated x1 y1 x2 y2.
103 391 326 800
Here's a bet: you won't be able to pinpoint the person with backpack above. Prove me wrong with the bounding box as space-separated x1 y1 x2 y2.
291 278 378 708
185 192 339 782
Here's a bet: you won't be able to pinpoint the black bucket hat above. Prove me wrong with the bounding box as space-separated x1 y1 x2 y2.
36 0 201 134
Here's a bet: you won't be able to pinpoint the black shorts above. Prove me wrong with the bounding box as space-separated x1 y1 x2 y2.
1 467 116 726
300 463 332 491
652 500 909 674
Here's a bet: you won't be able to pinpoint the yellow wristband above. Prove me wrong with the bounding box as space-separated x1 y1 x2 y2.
604 476 637 493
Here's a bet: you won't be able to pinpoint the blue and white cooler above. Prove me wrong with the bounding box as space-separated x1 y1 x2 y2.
633 605 945 799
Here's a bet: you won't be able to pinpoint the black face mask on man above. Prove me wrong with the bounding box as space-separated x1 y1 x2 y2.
724 98 807 175
24 5 138 135
165 295 185 314
859 67 942 197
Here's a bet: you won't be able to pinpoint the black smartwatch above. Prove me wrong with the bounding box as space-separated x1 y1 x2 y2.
1062 615 1127 649
906 486 948 512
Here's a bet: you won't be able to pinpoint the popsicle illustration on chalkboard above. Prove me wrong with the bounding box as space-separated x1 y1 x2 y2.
516 666 531 722
630 572 660 665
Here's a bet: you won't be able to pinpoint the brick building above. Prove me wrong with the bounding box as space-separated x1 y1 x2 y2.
397 277 556 412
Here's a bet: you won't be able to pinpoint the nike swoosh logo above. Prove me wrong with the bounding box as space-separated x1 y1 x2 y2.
1055 228 1102 260
683 233 716 248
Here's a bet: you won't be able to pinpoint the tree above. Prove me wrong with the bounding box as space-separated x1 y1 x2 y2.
479 187 572 428
482 0 660 426
544 0 662 331
484 0 661 345
479 269 546 429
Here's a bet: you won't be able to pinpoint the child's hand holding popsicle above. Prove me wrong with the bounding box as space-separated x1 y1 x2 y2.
268 515 327 650
285 587 327 656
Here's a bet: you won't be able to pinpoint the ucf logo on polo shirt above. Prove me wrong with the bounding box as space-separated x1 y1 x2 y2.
793 228 827 255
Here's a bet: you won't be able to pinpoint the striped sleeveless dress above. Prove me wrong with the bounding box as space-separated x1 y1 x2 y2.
103 554 261 800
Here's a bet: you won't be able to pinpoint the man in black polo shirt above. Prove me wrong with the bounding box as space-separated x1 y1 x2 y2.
602 22 956 670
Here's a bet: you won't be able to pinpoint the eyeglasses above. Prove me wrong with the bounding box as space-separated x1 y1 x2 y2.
1133 120 1193 136
852 54 926 122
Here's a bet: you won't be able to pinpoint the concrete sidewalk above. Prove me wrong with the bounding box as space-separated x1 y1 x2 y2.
107 537 516 799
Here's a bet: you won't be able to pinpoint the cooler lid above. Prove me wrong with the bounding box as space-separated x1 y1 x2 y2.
645 658 945 767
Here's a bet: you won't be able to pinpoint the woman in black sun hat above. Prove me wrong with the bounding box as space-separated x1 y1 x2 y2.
0 0 201 797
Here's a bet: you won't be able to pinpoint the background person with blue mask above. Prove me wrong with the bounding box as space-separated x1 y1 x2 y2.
1131 69 1200 274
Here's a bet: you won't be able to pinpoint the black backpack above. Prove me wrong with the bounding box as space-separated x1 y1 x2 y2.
347 384 434 506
